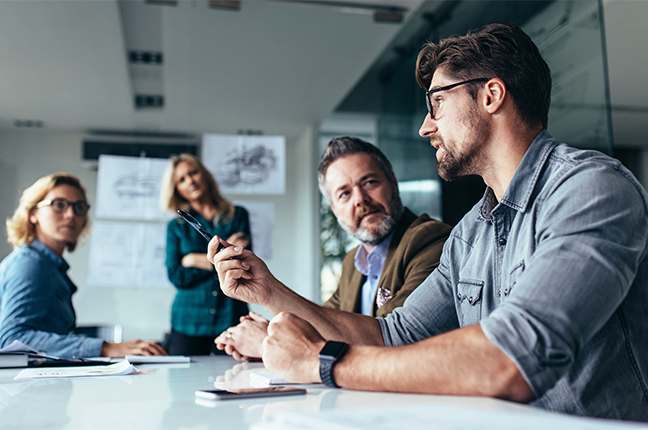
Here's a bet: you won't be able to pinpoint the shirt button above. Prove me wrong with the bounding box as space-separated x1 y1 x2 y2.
209 309 216 315
499 238 507 246
212 291 218 296
372 275 378 279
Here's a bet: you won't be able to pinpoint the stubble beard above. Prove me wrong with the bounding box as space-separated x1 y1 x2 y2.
436 105 490 182
338 184 404 246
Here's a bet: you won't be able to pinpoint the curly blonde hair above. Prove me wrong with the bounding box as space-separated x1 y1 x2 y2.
159 153 234 223
6 173 91 252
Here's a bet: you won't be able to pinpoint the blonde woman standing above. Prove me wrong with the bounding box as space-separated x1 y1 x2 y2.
0 173 166 358
161 154 251 355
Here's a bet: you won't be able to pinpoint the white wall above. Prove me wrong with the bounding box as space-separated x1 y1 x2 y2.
0 127 320 341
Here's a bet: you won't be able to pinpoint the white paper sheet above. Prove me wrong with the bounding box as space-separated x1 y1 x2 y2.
96 155 172 221
202 134 286 195
250 371 292 386
87 221 172 288
0 340 38 354
14 360 136 380
124 355 189 364
233 201 274 260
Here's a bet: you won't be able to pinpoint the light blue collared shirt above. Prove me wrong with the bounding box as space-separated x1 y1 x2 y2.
379 130 648 421
354 230 395 315
0 240 104 358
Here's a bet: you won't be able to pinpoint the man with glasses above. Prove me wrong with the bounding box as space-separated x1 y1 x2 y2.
209 23 648 421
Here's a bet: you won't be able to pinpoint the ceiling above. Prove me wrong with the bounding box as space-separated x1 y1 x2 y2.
0 0 645 148
0 0 422 139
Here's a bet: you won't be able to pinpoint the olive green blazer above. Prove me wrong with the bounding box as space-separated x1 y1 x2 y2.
324 208 452 317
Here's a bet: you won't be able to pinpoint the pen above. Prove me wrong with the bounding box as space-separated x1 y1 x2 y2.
177 210 226 252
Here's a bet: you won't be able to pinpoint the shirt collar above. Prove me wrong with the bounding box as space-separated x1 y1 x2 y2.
353 229 395 276
30 239 70 273
480 130 558 218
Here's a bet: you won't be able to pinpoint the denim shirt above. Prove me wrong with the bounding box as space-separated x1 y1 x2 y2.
379 131 648 421
0 240 104 358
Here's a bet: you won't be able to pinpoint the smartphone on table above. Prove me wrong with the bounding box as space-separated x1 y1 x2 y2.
195 387 306 401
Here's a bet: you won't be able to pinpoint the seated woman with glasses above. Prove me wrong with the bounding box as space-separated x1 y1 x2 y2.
0 173 166 358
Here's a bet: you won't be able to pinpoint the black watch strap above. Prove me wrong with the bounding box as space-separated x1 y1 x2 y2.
319 358 339 388
318 341 348 388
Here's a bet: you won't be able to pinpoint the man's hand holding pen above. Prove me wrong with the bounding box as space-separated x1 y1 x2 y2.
207 236 279 307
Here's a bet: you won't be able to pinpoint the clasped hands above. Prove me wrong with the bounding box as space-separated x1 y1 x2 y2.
207 235 325 384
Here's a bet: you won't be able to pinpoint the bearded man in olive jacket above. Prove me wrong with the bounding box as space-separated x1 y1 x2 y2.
215 136 451 359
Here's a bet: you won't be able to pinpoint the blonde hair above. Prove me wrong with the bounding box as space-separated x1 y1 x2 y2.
159 154 235 223
6 173 91 252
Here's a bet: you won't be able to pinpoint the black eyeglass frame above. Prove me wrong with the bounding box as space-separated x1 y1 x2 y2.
425 77 490 120
37 198 91 216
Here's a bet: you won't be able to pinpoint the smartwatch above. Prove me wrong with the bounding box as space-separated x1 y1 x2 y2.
318 341 348 388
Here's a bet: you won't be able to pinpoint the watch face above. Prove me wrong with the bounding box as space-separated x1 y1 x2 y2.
319 341 348 359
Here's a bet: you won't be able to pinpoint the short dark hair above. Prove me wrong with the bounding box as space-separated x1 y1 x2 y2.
416 22 551 129
317 136 396 201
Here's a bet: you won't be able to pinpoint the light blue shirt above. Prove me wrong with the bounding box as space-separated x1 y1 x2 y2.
0 240 104 358
354 230 395 315
378 131 648 421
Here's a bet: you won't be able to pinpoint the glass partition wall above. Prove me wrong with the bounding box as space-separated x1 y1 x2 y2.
319 0 613 302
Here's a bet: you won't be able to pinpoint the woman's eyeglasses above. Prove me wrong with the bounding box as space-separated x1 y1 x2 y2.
37 198 90 216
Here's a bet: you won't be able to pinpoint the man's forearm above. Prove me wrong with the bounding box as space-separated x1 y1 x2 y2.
265 283 384 346
332 324 534 401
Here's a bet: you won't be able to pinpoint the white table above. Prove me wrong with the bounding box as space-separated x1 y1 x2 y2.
0 356 638 429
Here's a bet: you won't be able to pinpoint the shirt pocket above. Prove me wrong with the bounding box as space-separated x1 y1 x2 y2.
456 280 484 326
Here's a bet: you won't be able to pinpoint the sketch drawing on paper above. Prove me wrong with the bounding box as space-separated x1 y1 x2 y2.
113 175 159 198
219 145 278 187
96 155 170 220
202 134 286 195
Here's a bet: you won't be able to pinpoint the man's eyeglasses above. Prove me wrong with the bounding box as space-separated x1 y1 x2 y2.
37 198 90 216
425 78 490 120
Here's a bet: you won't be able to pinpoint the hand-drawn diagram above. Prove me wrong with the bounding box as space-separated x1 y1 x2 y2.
220 145 277 187
87 221 172 288
202 134 286 195
96 155 171 220
113 175 158 198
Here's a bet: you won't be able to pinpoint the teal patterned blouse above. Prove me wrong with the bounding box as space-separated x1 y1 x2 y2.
165 206 250 337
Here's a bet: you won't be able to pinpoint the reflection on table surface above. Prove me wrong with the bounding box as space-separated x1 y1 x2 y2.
0 355 551 430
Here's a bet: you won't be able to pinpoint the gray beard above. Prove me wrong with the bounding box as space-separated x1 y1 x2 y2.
339 190 403 246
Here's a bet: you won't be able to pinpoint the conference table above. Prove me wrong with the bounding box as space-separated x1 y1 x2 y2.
0 356 641 429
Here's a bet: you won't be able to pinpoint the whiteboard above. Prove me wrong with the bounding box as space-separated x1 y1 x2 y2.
87 221 172 288
96 155 172 221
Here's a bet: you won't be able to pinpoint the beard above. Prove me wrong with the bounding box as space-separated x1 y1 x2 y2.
436 105 490 181
338 184 404 246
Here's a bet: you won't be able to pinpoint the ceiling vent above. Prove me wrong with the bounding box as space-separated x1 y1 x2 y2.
81 134 199 169
119 2 165 110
